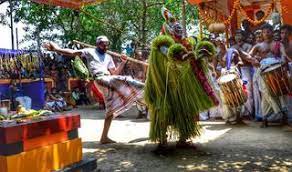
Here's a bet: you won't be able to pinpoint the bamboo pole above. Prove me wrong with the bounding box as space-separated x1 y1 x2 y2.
73 40 149 66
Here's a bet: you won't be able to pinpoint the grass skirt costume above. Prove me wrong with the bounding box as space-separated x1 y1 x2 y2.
144 35 219 143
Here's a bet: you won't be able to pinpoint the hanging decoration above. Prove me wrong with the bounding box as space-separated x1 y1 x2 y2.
195 0 275 33
208 23 226 33
237 1 274 26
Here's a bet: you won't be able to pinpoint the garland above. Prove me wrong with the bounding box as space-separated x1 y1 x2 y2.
237 1 274 26
198 0 275 27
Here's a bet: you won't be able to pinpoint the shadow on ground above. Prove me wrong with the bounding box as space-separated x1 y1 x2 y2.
76 106 292 171
74 105 149 122
82 122 292 171
83 141 292 172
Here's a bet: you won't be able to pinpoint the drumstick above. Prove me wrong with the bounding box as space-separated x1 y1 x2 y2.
73 40 149 66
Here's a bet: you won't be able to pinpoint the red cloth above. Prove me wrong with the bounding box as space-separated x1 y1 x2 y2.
88 81 104 104
272 41 281 58
190 59 219 106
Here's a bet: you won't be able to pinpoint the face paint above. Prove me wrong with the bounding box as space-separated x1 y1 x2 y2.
168 22 184 39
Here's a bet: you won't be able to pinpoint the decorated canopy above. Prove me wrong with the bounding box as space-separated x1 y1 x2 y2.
30 0 104 9
188 0 292 25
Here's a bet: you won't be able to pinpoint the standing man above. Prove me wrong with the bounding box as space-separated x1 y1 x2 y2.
280 24 292 128
280 24 292 60
44 36 144 144
249 24 289 127
232 30 254 117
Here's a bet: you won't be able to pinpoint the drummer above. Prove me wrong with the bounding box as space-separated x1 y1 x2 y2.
220 48 246 124
280 25 292 129
44 36 144 144
232 30 254 118
249 24 289 127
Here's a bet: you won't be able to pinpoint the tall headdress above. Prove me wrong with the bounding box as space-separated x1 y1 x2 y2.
161 7 183 39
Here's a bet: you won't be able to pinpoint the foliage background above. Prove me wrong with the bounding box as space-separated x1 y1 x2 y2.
2 0 199 52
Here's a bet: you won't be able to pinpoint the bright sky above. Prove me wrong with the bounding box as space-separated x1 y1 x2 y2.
0 2 26 50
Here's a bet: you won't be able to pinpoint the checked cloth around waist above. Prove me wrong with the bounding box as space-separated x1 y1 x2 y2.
94 75 144 118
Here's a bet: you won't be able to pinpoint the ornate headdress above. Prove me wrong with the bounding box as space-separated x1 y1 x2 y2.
161 7 183 39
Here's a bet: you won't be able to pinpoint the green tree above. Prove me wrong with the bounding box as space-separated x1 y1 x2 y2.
8 0 198 51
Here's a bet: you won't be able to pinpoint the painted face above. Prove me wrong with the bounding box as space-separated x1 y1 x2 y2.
171 22 183 39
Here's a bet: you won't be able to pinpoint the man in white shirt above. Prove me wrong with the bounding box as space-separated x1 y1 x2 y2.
44 36 144 144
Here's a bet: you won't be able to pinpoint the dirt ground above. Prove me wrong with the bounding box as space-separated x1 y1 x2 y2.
73 105 292 172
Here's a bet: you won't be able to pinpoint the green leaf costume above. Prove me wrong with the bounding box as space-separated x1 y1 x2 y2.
145 35 218 143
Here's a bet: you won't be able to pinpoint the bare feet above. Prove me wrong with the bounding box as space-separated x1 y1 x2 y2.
236 119 246 125
176 141 197 149
152 143 169 155
260 120 268 128
225 121 231 125
281 118 288 126
136 112 147 119
100 137 117 144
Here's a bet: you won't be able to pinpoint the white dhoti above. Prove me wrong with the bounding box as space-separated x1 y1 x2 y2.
256 57 288 121
287 62 292 124
253 67 262 120
207 72 223 119
240 66 254 116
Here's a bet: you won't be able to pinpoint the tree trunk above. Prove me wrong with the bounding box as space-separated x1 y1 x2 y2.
36 29 42 56
141 0 147 50
9 0 14 50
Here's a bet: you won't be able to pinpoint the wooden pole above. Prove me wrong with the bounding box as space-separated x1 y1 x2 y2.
73 40 148 66
181 0 187 37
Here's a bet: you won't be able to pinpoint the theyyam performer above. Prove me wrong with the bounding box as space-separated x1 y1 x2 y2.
144 7 219 152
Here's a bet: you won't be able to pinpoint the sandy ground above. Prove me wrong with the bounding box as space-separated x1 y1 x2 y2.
73 105 292 172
